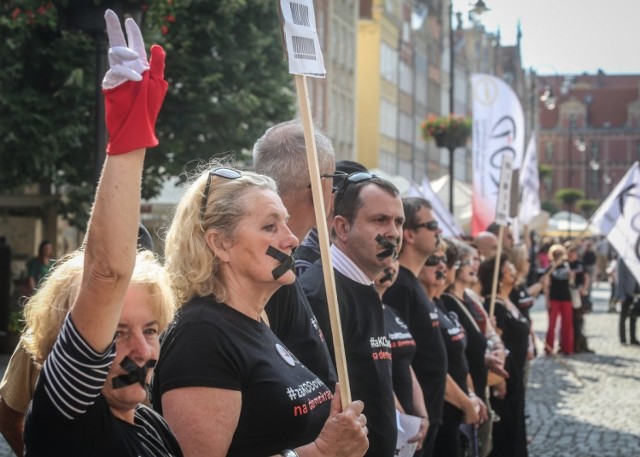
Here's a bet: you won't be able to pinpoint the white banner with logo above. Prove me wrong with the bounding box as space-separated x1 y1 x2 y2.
591 161 640 283
471 74 525 235
518 134 541 225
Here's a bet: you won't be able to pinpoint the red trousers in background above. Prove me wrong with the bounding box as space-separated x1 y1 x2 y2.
546 300 574 355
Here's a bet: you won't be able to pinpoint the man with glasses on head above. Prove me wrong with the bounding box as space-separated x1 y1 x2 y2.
252 120 339 390
383 197 447 457
300 172 404 457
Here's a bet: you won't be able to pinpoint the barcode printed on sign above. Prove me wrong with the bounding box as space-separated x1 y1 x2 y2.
292 35 317 60
289 2 311 27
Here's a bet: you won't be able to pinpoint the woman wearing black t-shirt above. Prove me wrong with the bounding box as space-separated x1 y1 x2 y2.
419 244 486 456
154 167 368 457
478 255 530 457
544 245 575 355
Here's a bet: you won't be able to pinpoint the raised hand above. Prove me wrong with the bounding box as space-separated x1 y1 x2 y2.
102 9 149 90
102 9 168 155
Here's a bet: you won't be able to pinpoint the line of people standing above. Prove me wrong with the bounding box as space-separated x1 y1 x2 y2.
0 9 538 457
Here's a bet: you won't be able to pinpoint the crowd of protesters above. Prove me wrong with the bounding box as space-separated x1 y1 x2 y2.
0 8 635 457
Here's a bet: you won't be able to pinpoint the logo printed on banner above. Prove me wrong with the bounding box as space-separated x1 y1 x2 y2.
471 74 525 235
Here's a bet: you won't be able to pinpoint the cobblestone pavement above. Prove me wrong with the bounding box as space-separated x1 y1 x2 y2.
527 281 640 457
0 283 637 456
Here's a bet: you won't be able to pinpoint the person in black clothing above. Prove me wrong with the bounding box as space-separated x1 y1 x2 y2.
155 165 369 457
253 120 338 389
616 258 639 345
567 245 594 353
301 173 404 457
374 259 429 452
24 11 181 455
383 197 447 457
478 255 530 457
419 242 486 457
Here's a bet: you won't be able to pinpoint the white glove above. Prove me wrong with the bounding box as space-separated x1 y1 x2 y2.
102 9 150 90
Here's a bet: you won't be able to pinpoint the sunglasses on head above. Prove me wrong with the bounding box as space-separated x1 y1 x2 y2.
306 171 349 194
200 167 242 220
335 172 377 199
425 255 447 267
413 220 439 231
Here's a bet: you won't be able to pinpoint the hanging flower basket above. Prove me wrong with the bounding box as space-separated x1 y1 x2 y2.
420 114 472 150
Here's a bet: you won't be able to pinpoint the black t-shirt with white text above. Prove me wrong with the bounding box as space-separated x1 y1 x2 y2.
383 304 416 414
434 298 469 393
548 261 572 301
152 296 332 457
301 262 396 457
265 281 337 390
383 266 447 426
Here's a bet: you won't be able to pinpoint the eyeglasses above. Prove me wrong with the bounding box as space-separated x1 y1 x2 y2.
413 220 439 232
425 255 447 267
200 167 242 219
307 171 349 194
335 172 377 200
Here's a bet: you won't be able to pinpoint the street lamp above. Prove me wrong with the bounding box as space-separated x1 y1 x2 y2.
447 0 489 214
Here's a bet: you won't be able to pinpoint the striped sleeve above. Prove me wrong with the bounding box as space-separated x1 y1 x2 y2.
41 315 116 420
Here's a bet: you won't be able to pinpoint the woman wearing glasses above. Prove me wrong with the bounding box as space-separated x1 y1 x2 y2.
418 241 486 456
152 164 368 457
477 255 530 457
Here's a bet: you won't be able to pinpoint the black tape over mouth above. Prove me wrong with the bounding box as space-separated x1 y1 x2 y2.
379 267 394 284
266 246 295 280
112 357 157 389
375 234 399 260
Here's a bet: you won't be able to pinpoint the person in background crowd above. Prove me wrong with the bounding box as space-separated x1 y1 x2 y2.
544 244 574 355
253 120 338 389
294 160 367 277
154 164 369 457
486 222 514 256
616 258 639 345
472 232 498 263
595 236 611 281
24 240 53 296
581 240 597 296
441 240 507 457
301 172 403 456
421 241 487 457
568 244 594 353
537 239 553 278
478 255 531 457
374 259 429 452
23 11 182 455
383 197 447 457
606 253 618 313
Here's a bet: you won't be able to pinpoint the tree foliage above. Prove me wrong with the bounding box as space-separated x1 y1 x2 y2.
1 0 295 229
554 188 584 210
146 0 295 182
577 198 599 218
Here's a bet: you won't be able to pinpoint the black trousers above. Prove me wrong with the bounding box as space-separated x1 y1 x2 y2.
619 296 638 343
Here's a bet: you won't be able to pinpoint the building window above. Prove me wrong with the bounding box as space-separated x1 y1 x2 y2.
380 43 398 84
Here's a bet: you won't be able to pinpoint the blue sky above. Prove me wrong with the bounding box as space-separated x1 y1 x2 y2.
453 0 640 75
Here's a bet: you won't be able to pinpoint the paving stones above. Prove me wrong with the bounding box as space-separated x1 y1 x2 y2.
527 282 640 456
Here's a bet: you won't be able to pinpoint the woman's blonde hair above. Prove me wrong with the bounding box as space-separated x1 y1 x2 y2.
548 244 567 262
22 250 176 366
164 160 277 305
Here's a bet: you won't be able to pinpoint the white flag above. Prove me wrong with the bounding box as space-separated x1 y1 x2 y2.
471 74 525 235
518 134 541 225
591 162 640 234
607 194 640 285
